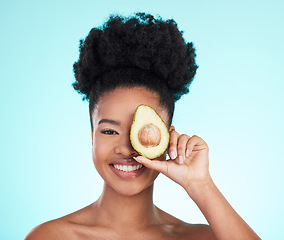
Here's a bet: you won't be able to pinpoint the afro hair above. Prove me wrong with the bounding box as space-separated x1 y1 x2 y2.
72 12 198 129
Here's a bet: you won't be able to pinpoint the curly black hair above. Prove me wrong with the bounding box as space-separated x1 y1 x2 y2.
72 12 198 131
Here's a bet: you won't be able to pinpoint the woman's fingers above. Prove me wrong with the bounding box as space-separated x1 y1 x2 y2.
186 135 208 154
133 156 170 175
176 134 190 164
168 126 192 165
136 126 208 173
167 126 179 161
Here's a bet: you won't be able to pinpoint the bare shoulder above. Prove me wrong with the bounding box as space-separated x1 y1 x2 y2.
24 204 95 240
24 219 75 240
179 223 217 240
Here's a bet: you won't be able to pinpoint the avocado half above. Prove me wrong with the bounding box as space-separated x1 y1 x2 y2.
130 105 169 159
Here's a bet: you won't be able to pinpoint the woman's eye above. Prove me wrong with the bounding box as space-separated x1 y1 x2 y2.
100 129 119 135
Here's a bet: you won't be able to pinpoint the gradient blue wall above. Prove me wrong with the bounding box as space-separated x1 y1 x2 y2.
1 0 283 239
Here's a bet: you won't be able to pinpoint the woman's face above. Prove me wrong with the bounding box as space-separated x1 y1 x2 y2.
91 86 169 196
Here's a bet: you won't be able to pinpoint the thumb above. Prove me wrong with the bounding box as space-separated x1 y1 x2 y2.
133 156 169 174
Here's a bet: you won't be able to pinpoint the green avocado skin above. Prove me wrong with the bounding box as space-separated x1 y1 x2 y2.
130 105 169 159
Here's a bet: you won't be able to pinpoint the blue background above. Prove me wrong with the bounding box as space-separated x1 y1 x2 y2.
1 0 283 239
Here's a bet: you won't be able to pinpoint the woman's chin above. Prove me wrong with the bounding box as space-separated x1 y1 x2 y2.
99 165 160 197
110 181 154 197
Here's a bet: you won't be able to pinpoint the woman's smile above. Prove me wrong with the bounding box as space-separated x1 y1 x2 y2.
109 159 146 179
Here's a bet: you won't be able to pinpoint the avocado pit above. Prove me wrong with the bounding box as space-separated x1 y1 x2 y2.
138 123 161 148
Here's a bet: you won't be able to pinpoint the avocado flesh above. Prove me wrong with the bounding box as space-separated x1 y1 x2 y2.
130 105 169 159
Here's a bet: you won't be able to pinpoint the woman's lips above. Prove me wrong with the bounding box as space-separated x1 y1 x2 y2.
113 164 143 172
109 162 145 179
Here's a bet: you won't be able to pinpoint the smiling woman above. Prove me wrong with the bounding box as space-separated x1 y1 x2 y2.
24 12 260 240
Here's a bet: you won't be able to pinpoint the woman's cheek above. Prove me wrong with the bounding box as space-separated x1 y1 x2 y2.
93 138 106 161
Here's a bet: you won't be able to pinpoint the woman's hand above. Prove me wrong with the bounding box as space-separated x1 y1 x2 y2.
134 126 262 240
134 126 211 190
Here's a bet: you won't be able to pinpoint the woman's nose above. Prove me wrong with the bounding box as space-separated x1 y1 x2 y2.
115 135 138 157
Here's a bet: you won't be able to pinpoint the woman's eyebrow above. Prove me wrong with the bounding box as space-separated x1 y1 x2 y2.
98 119 121 126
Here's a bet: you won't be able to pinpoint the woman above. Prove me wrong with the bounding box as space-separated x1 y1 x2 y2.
25 12 260 239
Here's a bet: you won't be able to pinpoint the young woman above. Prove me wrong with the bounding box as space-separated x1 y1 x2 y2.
25 12 260 240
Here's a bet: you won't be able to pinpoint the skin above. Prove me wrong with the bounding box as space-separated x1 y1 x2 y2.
25 86 260 240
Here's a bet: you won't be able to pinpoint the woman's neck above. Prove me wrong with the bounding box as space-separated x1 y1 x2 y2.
92 182 160 230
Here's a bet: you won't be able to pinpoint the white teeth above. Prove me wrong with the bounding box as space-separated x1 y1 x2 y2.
113 164 143 172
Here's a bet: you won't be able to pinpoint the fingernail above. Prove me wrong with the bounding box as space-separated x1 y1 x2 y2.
186 149 190 157
133 157 142 163
178 155 183 164
170 151 177 160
